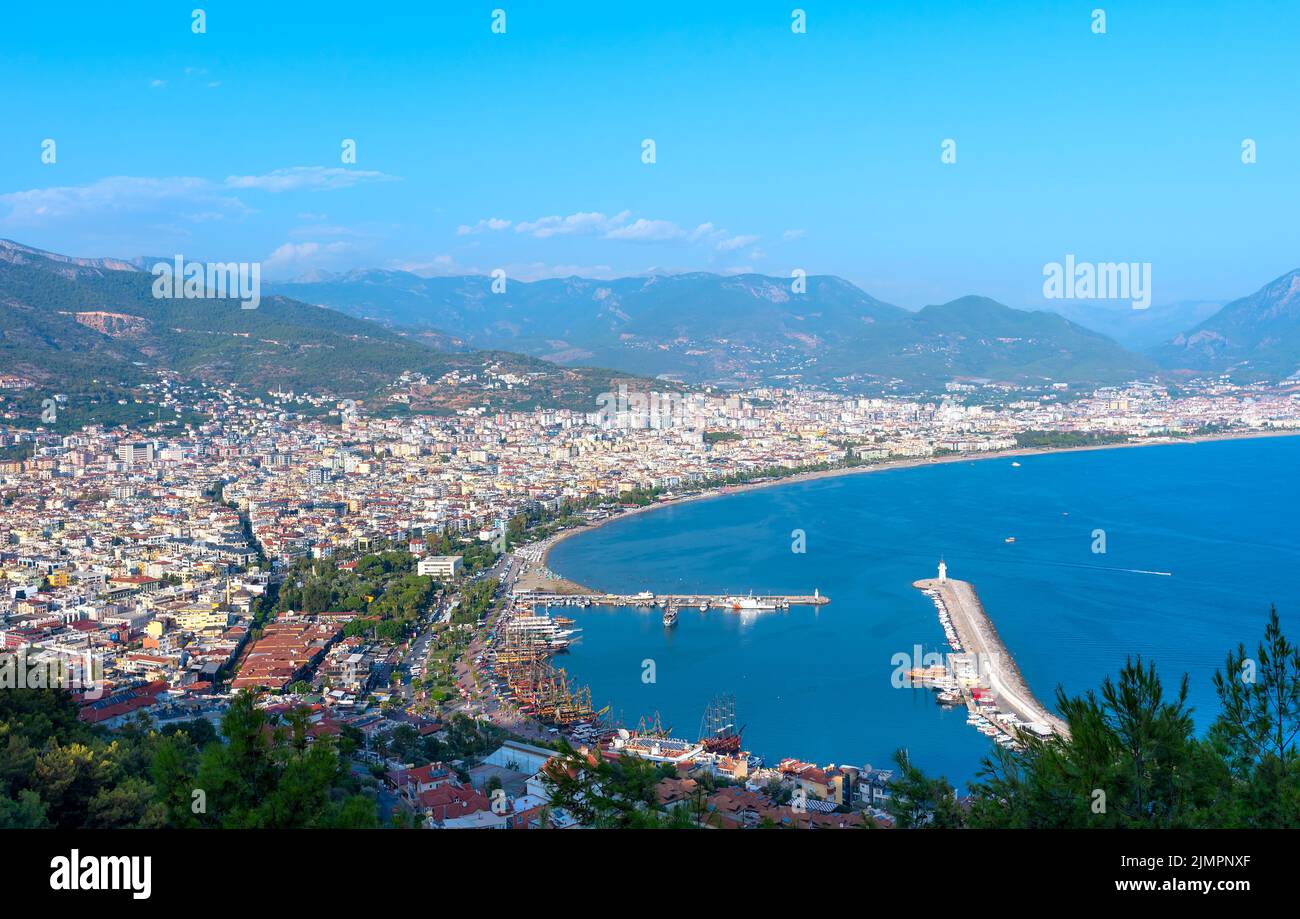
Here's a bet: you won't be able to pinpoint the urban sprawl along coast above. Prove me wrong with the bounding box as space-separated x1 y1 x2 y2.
2 370 1298 829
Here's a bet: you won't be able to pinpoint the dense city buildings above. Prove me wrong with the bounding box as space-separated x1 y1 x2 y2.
2 373 1298 828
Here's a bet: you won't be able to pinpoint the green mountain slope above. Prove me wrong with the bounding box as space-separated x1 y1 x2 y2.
1154 268 1300 379
270 270 907 385
275 267 1150 389
819 296 1152 387
0 240 640 408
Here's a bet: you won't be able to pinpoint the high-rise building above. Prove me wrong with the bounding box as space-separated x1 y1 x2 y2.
116 442 155 465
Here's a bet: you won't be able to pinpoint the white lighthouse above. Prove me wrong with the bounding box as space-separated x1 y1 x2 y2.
938 559 948 582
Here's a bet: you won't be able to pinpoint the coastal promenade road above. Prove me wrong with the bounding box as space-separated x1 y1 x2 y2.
915 577 1070 738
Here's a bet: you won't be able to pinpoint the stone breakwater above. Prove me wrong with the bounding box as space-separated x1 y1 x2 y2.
914 576 1070 739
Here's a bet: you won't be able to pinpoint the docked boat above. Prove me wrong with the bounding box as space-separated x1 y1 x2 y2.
698 601 709 612
724 593 777 612
662 607 678 627
699 694 744 753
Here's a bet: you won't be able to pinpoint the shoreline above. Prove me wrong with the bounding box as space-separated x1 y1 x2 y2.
509 428 1295 778
540 428 1300 575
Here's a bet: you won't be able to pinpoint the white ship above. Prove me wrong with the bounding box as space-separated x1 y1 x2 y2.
724 593 777 612
502 613 580 648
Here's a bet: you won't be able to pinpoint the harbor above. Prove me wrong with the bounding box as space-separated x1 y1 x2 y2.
540 437 1297 787
481 601 764 770
511 589 830 612
913 561 1070 746
484 604 605 728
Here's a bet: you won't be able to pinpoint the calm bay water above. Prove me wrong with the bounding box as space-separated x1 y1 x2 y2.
547 435 1300 786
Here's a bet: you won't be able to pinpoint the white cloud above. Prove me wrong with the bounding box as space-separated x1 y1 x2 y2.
783 228 807 241
225 166 398 193
264 240 354 274
715 233 759 252
0 175 249 226
391 254 617 281
491 211 743 246
0 168 400 232
605 218 689 243
453 209 763 260
514 210 630 238
456 217 513 235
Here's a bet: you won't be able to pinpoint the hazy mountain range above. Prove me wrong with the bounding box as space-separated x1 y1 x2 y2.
268 271 1153 388
0 240 635 410
1154 269 1300 380
273 264 1300 385
5 239 1299 404
1039 298 1224 351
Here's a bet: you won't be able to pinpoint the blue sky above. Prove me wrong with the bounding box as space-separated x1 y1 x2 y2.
2 1 1298 308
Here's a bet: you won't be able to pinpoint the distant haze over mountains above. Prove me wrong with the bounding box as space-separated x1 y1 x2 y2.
0 239 634 408
1039 298 1224 351
1153 268 1300 380
6 239 1299 396
269 270 1153 388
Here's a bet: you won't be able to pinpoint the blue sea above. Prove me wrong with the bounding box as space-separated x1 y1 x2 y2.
547 436 1300 787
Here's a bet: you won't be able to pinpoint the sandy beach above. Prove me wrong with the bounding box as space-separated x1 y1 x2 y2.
539 428 1300 574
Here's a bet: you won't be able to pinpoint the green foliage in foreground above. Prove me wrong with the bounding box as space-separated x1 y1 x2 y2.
540 743 705 828
374 713 507 770
888 607 1300 828
0 690 378 829
7 609 1298 829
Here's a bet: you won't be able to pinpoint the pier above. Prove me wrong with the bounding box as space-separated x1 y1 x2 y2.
913 571 1069 740
512 589 829 610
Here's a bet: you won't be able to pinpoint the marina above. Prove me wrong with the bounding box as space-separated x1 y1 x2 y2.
546 436 1299 785
513 589 830 611
484 606 605 726
913 562 1070 745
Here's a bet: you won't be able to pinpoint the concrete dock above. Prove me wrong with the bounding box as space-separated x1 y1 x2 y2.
914 576 1069 739
513 590 829 610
